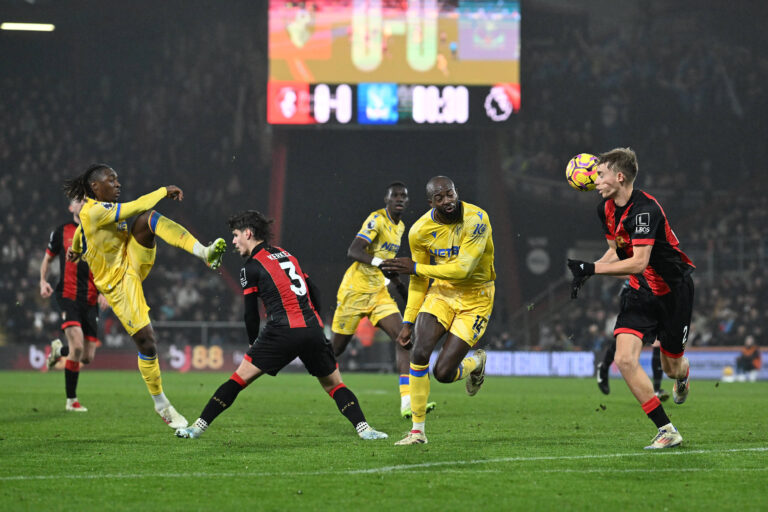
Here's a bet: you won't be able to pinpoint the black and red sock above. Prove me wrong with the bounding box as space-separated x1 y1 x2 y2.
328 383 366 427
64 359 79 399
199 373 248 425
641 395 670 428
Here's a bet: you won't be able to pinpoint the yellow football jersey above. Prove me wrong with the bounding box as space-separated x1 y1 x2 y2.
337 208 405 294
404 201 495 323
71 187 167 293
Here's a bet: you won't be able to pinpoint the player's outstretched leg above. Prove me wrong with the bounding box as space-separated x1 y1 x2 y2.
47 338 63 370
327 381 387 440
176 374 249 439
145 211 226 269
652 345 669 401
466 349 487 396
673 365 690 405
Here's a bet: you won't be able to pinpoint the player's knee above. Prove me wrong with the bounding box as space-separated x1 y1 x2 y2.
80 356 92 365
410 344 431 365
613 353 637 373
134 335 157 356
433 368 454 383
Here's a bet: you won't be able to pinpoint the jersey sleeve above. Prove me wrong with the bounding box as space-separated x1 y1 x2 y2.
240 262 261 343
86 187 167 227
355 212 382 244
70 224 83 254
46 226 62 257
413 213 491 281
403 229 431 324
629 203 661 246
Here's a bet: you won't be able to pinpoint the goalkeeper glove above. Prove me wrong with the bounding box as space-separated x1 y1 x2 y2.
567 259 595 299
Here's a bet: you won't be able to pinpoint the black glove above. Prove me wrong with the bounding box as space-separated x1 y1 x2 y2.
567 259 595 299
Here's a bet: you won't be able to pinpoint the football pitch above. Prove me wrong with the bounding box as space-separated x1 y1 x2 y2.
1 371 765 511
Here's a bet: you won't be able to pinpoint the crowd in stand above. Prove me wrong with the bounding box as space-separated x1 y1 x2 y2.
2 1 766 354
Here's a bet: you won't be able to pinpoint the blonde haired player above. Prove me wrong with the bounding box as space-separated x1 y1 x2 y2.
382 176 494 445
331 182 435 418
64 164 226 429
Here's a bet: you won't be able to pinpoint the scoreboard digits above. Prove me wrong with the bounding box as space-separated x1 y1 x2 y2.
269 81 517 126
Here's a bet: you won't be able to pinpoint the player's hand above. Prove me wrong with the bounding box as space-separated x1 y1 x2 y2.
396 323 414 350
165 186 184 201
97 294 110 311
40 281 53 298
381 257 416 275
567 259 595 299
66 247 81 263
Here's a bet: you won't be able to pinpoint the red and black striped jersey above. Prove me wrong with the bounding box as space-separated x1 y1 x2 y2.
46 222 98 306
598 189 695 296
240 243 323 342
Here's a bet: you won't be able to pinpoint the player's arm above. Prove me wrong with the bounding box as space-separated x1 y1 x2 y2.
347 236 378 266
39 251 55 298
241 263 261 344
402 234 431 325
41 227 61 297
66 224 83 262
305 273 322 315
568 241 652 293
404 217 490 281
90 187 180 227
595 241 630 279
595 244 652 276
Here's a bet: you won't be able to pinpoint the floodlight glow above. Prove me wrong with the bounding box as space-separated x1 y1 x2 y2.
0 23 55 32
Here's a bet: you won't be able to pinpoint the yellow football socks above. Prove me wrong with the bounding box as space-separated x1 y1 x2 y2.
149 212 198 254
399 374 410 397
452 355 479 382
138 353 163 396
409 362 430 423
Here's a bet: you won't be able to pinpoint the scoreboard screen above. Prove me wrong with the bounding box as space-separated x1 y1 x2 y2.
268 0 521 126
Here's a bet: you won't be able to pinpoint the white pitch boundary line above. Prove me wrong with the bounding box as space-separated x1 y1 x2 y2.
1 447 766 482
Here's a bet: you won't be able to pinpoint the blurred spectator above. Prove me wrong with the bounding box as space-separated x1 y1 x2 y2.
735 335 762 382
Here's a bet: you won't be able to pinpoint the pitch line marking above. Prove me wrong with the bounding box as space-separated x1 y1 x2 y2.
1 446 765 482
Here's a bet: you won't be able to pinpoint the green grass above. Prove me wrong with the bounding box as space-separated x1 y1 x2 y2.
1 371 766 511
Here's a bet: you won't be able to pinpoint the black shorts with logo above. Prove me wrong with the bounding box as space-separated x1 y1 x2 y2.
245 326 337 377
613 275 694 358
55 296 99 340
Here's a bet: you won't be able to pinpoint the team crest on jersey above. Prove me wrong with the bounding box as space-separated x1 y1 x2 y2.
117 220 128 232
635 213 650 234
239 268 247 287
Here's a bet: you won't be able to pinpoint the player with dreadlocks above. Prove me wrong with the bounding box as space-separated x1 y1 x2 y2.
64 164 227 429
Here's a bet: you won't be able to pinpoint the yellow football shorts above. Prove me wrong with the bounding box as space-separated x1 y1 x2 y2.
419 281 494 347
104 237 157 336
332 286 401 335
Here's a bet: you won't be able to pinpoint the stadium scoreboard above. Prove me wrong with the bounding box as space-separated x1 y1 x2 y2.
268 0 521 126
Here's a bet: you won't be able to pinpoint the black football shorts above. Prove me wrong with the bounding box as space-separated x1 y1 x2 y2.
245 326 337 377
613 275 694 358
56 296 99 341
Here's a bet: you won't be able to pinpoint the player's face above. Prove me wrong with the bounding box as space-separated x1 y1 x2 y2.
92 169 121 202
385 186 409 216
232 229 251 257
430 184 459 219
68 199 85 217
595 163 621 199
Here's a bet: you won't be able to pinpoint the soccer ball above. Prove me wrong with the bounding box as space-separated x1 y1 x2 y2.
565 153 598 191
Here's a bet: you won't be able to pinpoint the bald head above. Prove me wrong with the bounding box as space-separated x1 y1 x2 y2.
426 175 461 223
426 176 455 200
